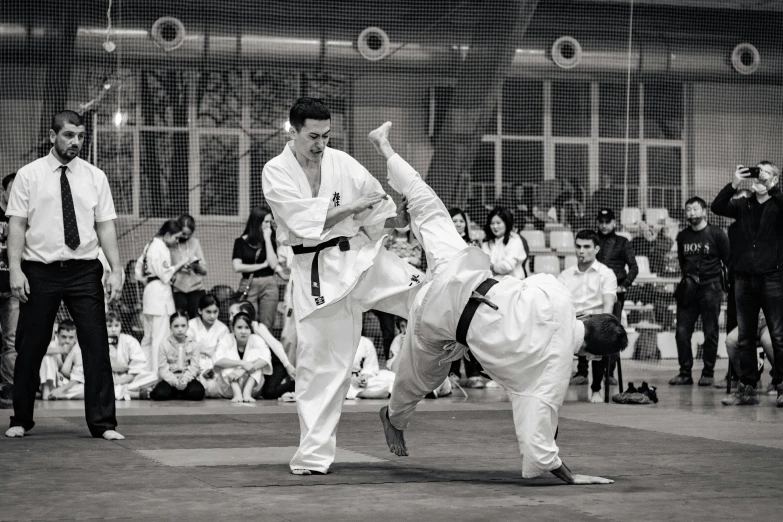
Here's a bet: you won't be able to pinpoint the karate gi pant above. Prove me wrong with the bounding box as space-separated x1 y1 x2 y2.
141 314 169 374
385 153 576 478
291 250 419 473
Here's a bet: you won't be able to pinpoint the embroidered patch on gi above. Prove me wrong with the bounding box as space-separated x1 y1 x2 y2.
332 192 341 207
315 296 325 306
409 274 421 286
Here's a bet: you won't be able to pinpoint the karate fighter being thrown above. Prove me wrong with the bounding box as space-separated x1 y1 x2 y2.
262 99 423 475
367 122 627 485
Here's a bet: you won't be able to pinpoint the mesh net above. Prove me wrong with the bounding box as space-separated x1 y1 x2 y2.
2 0 780 372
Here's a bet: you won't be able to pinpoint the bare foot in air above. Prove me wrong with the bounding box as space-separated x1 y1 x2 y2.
379 406 408 456
368 122 395 160
102 430 125 441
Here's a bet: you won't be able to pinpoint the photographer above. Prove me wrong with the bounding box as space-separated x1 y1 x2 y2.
711 162 783 407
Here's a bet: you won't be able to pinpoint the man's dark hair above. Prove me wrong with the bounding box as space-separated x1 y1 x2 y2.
575 229 600 247
685 196 707 210
582 313 628 356
758 160 780 177
2 172 16 191
57 320 77 333
483 206 515 245
51 110 84 134
289 97 330 131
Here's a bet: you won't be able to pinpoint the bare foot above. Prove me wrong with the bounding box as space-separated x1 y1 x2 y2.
243 394 256 403
231 395 243 403
589 391 603 403
379 406 408 456
102 430 125 441
368 122 395 160
5 426 26 438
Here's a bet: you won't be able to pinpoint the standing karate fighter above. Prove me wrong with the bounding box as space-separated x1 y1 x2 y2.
367 122 626 485
262 99 422 475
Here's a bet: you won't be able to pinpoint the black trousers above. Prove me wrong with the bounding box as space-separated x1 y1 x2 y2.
372 310 396 360
260 354 295 399
675 280 722 378
575 294 624 392
11 259 116 436
173 290 207 321
150 379 205 401
734 272 783 387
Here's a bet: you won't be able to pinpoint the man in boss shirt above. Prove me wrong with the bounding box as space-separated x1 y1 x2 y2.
671 197 729 387
0 172 18 408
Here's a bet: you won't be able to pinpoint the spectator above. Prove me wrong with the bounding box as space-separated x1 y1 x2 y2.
346 336 394 400
595 208 638 384
385 317 451 399
228 300 295 399
170 214 208 319
447 207 486 388
670 197 729 387
232 207 279 329
482 206 527 281
106 311 157 400
630 221 674 276
39 322 75 400
214 312 273 402
48 321 85 400
558 230 617 403
188 294 229 380
712 163 783 406
150 310 204 401
0 172 18 409
118 259 144 339
6 110 124 440
722 310 774 394
138 220 196 373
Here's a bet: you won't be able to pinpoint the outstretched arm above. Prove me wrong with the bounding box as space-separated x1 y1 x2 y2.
550 462 614 485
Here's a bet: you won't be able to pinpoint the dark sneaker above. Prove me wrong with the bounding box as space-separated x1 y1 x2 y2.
698 376 714 386
668 374 693 385
777 385 783 408
721 383 759 406
607 376 618 386
638 382 659 404
766 382 777 396
569 374 589 386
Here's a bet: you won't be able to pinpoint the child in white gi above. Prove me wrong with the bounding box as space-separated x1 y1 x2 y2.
214 312 273 402
40 321 77 400
48 321 85 400
189 294 230 395
106 312 157 400
150 311 204 401
368 122 626 486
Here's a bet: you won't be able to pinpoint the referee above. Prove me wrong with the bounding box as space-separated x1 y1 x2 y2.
5 110 124 439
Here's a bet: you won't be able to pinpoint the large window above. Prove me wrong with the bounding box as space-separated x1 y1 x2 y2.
93 68 349 218
479 80 686 215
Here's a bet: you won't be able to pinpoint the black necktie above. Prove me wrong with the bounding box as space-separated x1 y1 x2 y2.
60 166 81 250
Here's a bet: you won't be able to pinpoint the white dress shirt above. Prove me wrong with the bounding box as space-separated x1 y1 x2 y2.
557 260 617 314
6 150 116 263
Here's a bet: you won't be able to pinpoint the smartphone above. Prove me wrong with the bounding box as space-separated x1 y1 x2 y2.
747 167 761 178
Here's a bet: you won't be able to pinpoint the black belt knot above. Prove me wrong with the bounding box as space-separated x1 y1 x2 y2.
292 236 351 297
456 278 499 346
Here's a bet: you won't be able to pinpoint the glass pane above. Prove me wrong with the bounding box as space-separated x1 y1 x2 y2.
644 82 683 140
141 70 189 127
96 131 134 215
248 70 299 129
502 140 544 188
200 135 239 216
77 68 138 127
599 83 639 138
303 73 348 136
196 70 242 128
250 132 290 210
502 79 543 136
597 143 640 209
140 131 189 218
468 142 495 208
552 81 590 137
555 144 589 195
648 146 682 213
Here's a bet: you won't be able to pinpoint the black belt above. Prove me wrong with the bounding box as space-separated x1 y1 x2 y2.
292 236 351 297
456 278 499 346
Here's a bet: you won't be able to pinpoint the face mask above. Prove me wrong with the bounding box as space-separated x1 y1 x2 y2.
178 236 189 243
752 182 769 196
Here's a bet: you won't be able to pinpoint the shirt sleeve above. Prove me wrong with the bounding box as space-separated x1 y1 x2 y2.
146 241 178 284
252 321 291 368
182 343 200 383
157 340 177 384
600 267 618 296
492 236 526 275
5 168 30 218
94 169 117 222
623 240 639 286
232 237 244 261
354 166 397 237
194 239 207 268
123 335 147 375
215 335 237 363
716 227 730 266
262 161 331 241
250 335 274 376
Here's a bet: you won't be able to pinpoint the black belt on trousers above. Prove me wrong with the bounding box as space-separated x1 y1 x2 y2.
291 236 351 297
456 278 499 346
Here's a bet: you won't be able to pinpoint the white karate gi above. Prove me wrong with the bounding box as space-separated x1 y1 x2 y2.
57 344 86 400
188 317 230 374
214 334 273 397
140 237 176 373
346 337 394 399
110 334 158 400
482 233 527 281
384 153 585 478
262 142 424 473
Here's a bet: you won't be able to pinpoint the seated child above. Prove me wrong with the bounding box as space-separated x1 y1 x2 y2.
346 335 395 400
106 311 158 400
48 321 85 400
387 318 452 399
214 312 273 402
189 294 230 396
150 311 205 401
40 321 77 400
